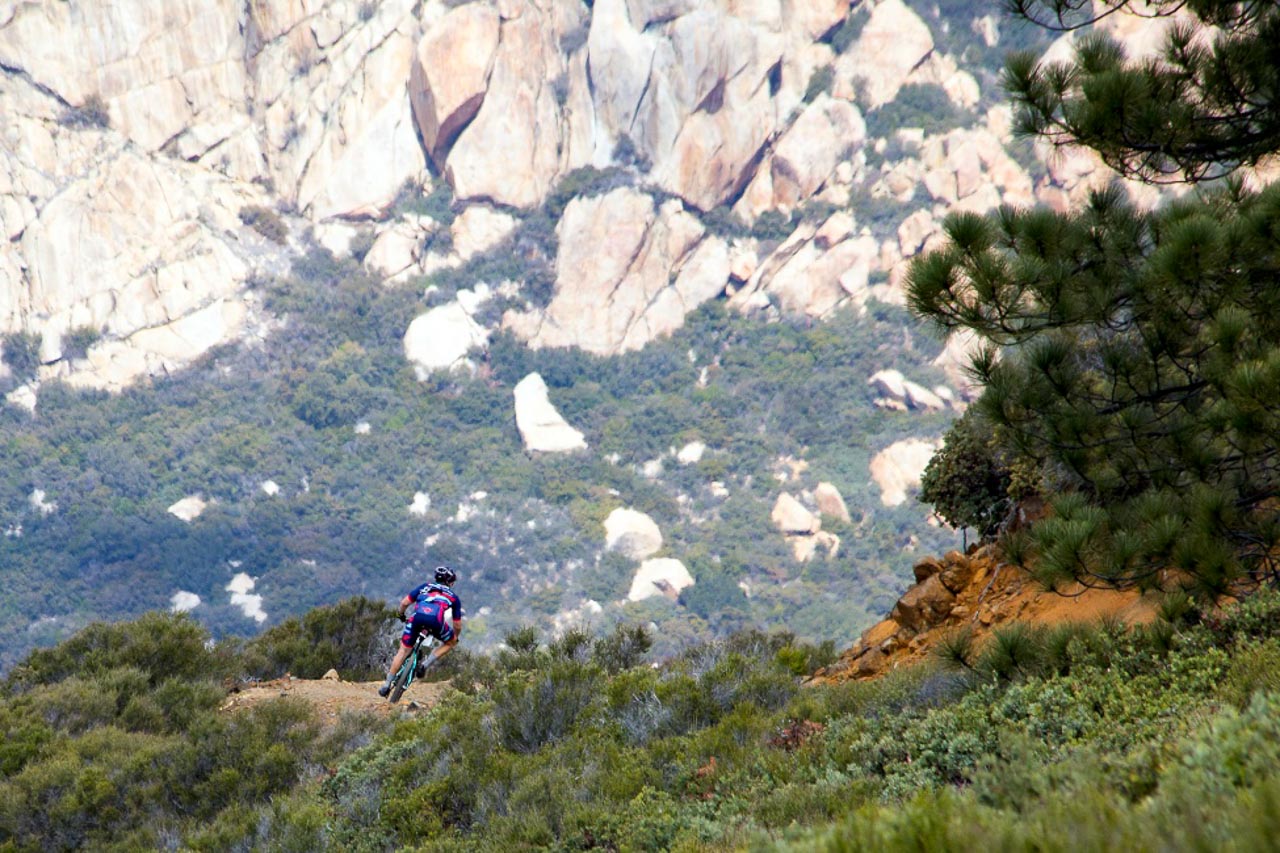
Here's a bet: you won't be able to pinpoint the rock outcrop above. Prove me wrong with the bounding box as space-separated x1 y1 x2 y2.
505 188 729 353
815 546 1159 682
869 438 942 507
604 507 664 560
512 372 587 453
627 557 694 602
404 286 496 376
0 0 1195 394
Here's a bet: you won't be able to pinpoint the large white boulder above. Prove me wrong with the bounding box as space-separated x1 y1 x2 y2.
604 507 664 560
870 438 942 507
168 495 209 522
814 482 851 523
627 557 694 602
404 300 490 377
771 493 820 535
513 373 587 453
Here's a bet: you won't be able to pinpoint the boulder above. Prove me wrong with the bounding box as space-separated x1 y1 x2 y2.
912 555 945 583
890 574 955 633
676 441 706 464
772 493 819 535
604 507 664 560
322 669 341 681
939 552 976 594
791 529 840 562
404 300 490 377
814 482 851 523
869 438 942 506
451 205 518 261
627 557 694 602
513 373 587 453
168 495 209 522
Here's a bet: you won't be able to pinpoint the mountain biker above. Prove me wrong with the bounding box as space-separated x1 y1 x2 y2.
378 565 464 697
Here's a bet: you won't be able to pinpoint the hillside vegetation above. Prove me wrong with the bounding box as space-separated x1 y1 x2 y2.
2 589 1279 850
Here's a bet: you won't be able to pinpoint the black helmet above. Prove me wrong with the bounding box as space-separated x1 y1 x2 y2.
434 565 457 585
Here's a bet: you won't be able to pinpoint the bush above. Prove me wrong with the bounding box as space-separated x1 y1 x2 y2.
2 331 42 380
239 205 289 244
920 408 1013 537
243 596 398 680
61 326 101 361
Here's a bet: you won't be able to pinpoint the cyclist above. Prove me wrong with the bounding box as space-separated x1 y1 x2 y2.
378 565 464 697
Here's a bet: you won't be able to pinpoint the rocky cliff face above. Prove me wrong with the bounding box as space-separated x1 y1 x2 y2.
2 0 1185 407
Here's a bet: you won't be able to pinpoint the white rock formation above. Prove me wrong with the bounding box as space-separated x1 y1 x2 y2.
404 296 491 377
791 529 840 562
260 481 280 497
627 557 694 602
451 205 518 261
676 441 706 464
170 591 201 613
168 495 209 523
814 482 851 523
410 492 431 516
868 369 948 411
870 438 943 506
604 507 664 560
835 0 934 109
736 95 866 221
28 488 57 516
513 373 587 453
505 188 729 354
771 493 820 535
226 572 267 623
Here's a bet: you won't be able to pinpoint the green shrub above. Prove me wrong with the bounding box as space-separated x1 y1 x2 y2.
491 659 600 752
6 612 219 692
804 64 835 103
2 331 41 380
243 596 398 680
61 326 101 360
920 408 1013 537
239 205 289 244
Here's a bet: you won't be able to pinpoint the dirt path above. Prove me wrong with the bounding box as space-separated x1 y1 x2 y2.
219 674 451 723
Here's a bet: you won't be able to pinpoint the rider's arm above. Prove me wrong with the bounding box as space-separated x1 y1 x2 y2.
395 594 413 621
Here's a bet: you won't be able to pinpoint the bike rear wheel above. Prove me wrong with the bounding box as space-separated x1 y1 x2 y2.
388 654 414 704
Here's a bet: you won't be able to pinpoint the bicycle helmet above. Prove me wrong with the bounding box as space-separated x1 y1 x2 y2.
434 565 457 585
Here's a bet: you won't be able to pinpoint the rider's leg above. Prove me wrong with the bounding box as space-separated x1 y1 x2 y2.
382 625 415 689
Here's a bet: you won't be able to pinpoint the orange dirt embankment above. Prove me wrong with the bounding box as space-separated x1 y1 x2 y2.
219 671 449 722
812 545 1162 684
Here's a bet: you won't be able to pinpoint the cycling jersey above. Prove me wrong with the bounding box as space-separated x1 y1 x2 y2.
400 582 463 648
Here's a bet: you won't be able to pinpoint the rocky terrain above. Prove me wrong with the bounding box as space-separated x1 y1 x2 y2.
0 0 1214 660
815 544 1161 682
1 0 1160 400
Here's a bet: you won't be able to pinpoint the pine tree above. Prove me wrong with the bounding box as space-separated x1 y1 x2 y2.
1003 0 1280 182
909 0 1280 597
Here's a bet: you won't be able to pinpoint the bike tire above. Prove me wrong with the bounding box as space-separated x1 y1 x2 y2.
388 658 411 704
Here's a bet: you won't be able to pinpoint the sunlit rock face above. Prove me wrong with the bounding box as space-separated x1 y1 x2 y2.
513 372 588 453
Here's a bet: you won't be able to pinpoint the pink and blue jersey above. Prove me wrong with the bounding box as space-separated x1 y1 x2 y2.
400 582 463 647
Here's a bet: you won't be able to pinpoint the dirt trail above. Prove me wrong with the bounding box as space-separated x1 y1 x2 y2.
219 674 450 723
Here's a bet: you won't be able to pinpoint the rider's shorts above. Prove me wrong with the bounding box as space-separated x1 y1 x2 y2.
400 604 454 648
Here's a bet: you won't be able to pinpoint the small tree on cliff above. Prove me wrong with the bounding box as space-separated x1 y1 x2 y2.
908 0 1280 597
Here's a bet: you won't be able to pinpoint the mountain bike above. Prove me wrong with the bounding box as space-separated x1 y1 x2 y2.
387 630 438 704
